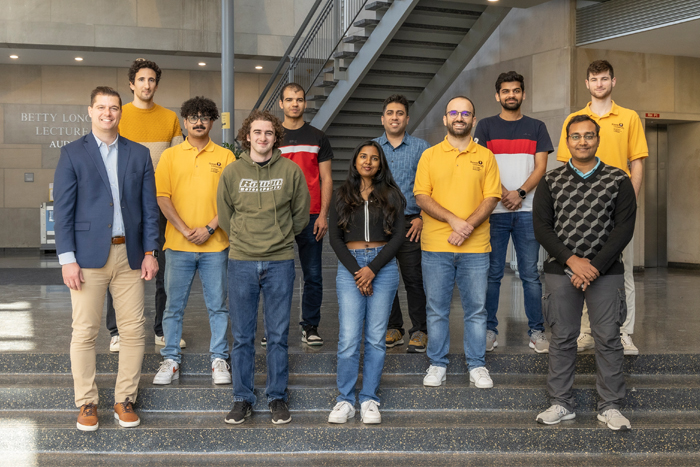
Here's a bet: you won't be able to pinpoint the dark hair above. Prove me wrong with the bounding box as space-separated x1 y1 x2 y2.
335 141 406 236
237 110 285 151
180 96 220 120
90 86 122 107
445 95 476 117
495 71 525 93
566 115 601 136
587 60 614 79
382 94 410 115
279 82 305 101
128 58 162 92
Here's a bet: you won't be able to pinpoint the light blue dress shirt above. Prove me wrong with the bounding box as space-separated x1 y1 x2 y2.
58 133 124 265
374 132 430 216
569 156 601 179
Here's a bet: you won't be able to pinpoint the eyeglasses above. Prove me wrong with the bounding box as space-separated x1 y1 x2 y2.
446 110 472 119
187 115 212 124
568 134 597 141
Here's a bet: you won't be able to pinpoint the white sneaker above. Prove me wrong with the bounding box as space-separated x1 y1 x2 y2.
360 400 381 424
486 330 498 352
620 332 639 355
469 366 493 388
328 401 355 424
212 358 231 385
577 332 594 352
109 335 120 352
153 359 179 385
423 365 446 387
155 335 187 348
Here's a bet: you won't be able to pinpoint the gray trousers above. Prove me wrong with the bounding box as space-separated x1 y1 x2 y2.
543 273 627 413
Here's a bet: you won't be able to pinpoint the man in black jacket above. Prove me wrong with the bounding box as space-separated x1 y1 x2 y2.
533 115 636 431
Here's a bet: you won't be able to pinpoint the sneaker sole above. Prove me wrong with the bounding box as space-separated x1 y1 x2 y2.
386 339 404 348
407 345 426 353
302 338 324 346
423 376 446 387
224 408 251 425
623 349 639 356
529 342 549 354
153 371 179 385
486 341 498 352
109 347 119 353
76 421 99 432
597 414 630 431
471 379 494 389
113 413 140 428
537 413 576 425
361 416 381 424
271 416 292 425
213 377 232 385
328 413 354 424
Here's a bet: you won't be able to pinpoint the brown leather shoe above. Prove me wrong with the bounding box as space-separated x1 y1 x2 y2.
77 403 99 431
114 398 140 427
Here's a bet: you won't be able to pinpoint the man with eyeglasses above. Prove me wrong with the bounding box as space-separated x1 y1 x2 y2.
557 60 648 356
107 58 185 353
152 97 235 385
533 114 635 431
414 96 501 390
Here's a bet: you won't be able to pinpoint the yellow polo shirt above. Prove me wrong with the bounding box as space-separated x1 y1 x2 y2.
156 138 235 252
557 101 648 175
414 137 501 253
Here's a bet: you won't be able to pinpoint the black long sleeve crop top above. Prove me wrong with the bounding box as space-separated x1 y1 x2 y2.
328 192 406 275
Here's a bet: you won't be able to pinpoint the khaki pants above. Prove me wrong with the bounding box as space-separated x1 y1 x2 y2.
70 244 145 407
581 238 635 335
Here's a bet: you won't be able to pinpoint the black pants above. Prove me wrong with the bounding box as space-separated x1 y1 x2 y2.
387 215 427 336
543 273 627 413
107 209 168 337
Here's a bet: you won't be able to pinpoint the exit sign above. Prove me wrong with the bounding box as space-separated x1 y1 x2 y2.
645 113 660 118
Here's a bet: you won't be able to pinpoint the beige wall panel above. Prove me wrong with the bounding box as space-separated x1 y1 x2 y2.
5 21 95 47
234 74 265 110
4 169 54 208
235 0 297 36
295 0 319 30
179 30 221 55
465 24 501 72
0 208 40 247
532 48 570 113
41 67 118 105
674 56 700 115
0 105 4 144
498 0 569 63
6 0 51 22
0 147 42 169
0 66 43 105
0 169 3 206
147 70 191 109
182 0 221 32
257 35 294 59
233 33 259 56
95 26 179 51
667 122 700 264
50 0 137 27
137 0 183 28
190 71 222 104
115 68 132 101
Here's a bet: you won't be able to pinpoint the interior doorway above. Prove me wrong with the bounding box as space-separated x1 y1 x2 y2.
644 124 667 268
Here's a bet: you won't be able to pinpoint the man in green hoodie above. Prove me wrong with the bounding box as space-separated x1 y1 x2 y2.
218 110 310 426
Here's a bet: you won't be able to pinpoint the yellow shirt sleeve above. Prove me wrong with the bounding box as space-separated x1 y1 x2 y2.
556 114 573 162
482 152 502 200
413 148 433 198
155 149 172 198
628 112 649 161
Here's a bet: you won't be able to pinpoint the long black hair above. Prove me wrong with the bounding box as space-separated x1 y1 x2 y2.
335 140 406 235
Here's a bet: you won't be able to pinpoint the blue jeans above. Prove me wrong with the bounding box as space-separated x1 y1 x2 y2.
336 247 399 404
161 249 229 364
229 259 295 405
485 212 544 335
422 251 489 370
296 213 323 328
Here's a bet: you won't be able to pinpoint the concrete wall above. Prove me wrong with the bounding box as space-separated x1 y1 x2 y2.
0 0 317 57
0 64 268 247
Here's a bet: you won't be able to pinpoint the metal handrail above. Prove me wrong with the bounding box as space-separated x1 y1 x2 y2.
253 0 370 117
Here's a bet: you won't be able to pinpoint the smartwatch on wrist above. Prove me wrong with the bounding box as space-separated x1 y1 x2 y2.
145 250 159 258
205 225 215 235
516 188 527 199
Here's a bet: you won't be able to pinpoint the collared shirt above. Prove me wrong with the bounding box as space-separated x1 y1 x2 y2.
156 138 235 252
557 101 648 176
58 133 124 266
374 132 430 216
569 157 601 179
414 136 501 253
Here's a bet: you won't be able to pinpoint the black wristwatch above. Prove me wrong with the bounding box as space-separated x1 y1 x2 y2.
517 188 527 199
205 225 215 235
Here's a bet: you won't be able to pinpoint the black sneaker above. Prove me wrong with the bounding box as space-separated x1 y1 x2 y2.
302 326 324 346
269 399 292 425
225 401 252 425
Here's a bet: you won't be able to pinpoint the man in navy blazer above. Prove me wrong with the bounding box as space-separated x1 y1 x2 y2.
53 86 159 432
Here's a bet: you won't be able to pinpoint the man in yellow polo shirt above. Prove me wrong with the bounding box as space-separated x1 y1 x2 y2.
557 60 648 355
415 96 501 390
152 96 235 385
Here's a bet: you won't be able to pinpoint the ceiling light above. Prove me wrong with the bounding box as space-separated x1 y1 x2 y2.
255 65 263 70
198 62 206 66
487 0 498 2
75 57 83 61
10 55 19 59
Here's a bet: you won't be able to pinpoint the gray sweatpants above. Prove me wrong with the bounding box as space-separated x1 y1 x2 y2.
543 273 627 413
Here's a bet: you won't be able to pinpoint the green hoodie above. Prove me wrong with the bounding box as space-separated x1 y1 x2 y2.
217 148 310 261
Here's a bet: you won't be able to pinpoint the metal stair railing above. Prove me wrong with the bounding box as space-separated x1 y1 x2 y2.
253 0 370 119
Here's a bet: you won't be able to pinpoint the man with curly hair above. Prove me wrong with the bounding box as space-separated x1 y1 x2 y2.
218 110 310 425
152 97 235 386
106 59 185 353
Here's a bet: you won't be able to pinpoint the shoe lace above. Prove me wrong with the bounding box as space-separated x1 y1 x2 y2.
117 398 135 414
577 333 589 342
426 366 442 377
620 334 633 345
158 360 176 372
532 330 547 342
412 331 426 341
549 404 568 416
270 399 288 412
473 367 489 378
486 330 496 339
364 400 379 412
603 408 622 418
82 403 97 417
213 359 230 371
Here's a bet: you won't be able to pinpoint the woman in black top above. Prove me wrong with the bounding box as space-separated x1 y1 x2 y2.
327 140 406 425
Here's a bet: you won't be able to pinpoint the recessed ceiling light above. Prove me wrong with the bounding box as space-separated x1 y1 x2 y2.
255 65 263 70
10 55 19 59
487 0 498 2
198 62 206 66
75 57 83 61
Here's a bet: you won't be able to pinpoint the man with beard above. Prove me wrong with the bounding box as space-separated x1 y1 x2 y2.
414 96 501 389
557 60 648 356
474 71 553 354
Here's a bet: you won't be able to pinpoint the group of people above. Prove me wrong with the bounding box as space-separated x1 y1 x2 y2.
53 57 645 434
